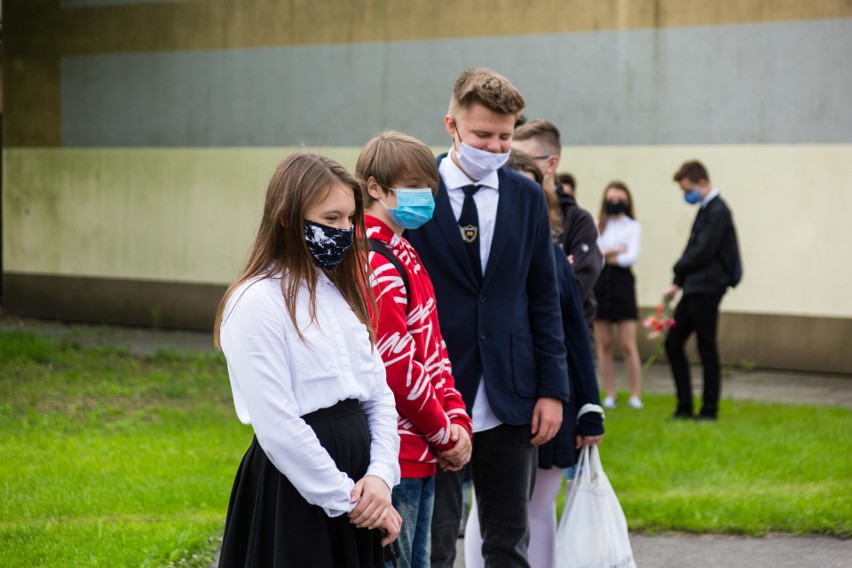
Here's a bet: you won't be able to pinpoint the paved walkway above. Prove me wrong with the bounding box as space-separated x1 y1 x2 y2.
3 316 850 567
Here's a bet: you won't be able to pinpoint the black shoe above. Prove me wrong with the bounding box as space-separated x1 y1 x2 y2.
671 410 694 420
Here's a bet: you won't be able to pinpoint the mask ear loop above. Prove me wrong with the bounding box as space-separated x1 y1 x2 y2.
377 186 396 213
450 118 464 152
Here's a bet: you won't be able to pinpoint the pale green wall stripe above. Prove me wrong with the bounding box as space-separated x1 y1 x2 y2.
5 145 852 320
61 18 852 148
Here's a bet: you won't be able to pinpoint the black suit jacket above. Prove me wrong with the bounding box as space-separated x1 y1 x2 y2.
539 243 604 469
556 185 603 330
674 195 741 296
405 155 569 426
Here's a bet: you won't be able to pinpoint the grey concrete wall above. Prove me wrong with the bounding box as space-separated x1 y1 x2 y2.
61 18 852 147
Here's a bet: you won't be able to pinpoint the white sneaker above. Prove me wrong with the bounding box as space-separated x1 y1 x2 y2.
603 395 617 409
628 396 644 409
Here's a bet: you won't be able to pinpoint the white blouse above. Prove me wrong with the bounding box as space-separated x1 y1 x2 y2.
220 271 401 517
597 215 642 268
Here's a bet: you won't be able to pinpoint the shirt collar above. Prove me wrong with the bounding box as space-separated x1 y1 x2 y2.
701 188 720 208
316 270 333 286
440 149 500 191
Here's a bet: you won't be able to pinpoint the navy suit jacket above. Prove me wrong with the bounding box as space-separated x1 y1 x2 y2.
405 154 569 426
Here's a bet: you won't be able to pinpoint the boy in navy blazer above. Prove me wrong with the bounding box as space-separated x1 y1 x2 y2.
406 68 569 568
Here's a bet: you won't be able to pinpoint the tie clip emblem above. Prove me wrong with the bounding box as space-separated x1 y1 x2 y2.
461 225 478 244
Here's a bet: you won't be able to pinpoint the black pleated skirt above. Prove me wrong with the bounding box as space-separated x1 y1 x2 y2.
218 399 385 568
594 265 638 322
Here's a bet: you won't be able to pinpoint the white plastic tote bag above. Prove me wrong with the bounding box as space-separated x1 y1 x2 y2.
555 445 636 568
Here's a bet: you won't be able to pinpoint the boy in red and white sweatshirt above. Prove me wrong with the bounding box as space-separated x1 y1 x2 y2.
356 132 472 568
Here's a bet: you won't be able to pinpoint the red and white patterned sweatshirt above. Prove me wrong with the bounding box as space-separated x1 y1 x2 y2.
366 216 473 478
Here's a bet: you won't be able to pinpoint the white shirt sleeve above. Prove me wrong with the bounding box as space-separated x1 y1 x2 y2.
360 347 402 490
616 221 642 267
221 283 356 517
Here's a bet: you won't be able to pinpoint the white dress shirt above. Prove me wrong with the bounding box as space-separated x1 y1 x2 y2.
597 215 642 268
440 151 500 275
440 152 502 433
702 188 720 208
220 271 400 517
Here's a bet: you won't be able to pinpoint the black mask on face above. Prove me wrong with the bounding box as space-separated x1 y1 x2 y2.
303 220 354 270
605 200 628 216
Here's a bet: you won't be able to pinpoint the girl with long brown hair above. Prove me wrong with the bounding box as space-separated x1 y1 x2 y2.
214 152 401 567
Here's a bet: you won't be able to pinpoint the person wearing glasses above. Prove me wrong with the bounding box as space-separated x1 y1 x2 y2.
513 120 603 336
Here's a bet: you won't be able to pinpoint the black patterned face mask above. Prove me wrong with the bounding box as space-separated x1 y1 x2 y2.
303 220 354 270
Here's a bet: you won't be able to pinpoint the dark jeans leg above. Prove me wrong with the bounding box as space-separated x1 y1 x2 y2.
692 295 723 417
471 424 537 568
430 467 464 568
390 476 435 568
665 297 695 415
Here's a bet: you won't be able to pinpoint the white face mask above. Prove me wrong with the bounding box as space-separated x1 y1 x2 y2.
452 126 510 180
455 142 510 180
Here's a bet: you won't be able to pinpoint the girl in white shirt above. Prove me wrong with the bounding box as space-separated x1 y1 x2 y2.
594 181 644 410
213 152 402 567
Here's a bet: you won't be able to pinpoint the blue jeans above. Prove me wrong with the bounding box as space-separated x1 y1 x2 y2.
387 476 435 568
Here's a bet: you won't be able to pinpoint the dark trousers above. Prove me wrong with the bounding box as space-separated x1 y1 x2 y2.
431 424 537 568
664 294 723 417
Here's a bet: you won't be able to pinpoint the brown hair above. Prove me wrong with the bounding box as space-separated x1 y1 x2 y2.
355 131 439 204
597 181 636 235
213 152 375 348
513 119 562 157
507 150 564 241
448 67 526 119
673 160 710 184
557 172 576 192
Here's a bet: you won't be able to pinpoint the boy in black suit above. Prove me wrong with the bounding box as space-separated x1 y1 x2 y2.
663 160 741 421
406 68 569 568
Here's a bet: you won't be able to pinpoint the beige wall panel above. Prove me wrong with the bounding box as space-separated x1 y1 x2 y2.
4 145 851 319
2 148 360 283
561 144 852 319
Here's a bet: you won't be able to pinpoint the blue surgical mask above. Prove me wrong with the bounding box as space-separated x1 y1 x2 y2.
383 188 435 230
684 189 703 205
303 220 353 270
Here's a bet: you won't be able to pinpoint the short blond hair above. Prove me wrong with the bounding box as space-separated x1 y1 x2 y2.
448 67 525 119
356 131 439 204
514 119 562 157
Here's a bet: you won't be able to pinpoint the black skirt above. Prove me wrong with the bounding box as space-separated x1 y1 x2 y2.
594 265 638 322
218 399 385 568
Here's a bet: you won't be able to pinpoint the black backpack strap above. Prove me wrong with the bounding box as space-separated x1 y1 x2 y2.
368 239 410 307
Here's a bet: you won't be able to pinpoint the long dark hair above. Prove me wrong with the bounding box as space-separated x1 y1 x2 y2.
214 152 375 348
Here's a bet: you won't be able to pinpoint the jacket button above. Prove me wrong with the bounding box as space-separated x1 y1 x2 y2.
480 296 487 303
479 332 486 340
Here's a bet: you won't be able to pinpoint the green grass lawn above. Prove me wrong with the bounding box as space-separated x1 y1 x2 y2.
0 332 251 567
565 394 852 537
1 330 850 566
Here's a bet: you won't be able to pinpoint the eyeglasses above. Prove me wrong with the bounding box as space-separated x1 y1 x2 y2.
531 155 553 162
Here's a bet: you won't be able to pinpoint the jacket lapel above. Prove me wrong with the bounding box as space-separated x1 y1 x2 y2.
482 168 519 288
433 154 480 288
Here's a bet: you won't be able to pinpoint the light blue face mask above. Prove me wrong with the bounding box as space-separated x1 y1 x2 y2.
383 188 435 229
683 189 703 205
